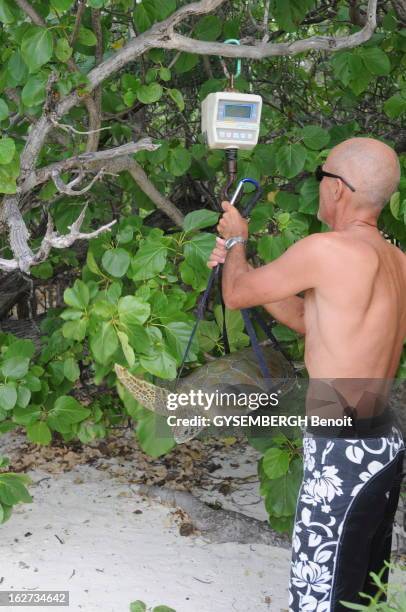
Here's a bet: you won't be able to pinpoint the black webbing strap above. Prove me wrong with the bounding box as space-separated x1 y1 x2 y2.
218 266 230 354
249 308 294 364
174 264 219 389
240 308 276 391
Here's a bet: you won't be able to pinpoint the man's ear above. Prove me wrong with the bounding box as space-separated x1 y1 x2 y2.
333 178 344 201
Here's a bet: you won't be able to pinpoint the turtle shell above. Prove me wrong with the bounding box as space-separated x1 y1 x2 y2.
165 344 295 397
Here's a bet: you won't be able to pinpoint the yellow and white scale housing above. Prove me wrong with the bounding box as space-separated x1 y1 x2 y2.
201 91 262 150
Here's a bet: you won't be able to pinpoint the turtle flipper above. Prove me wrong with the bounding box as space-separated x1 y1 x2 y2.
114 364 170 416
114 363 207 444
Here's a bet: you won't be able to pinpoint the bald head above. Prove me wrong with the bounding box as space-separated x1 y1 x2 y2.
325 137 400 212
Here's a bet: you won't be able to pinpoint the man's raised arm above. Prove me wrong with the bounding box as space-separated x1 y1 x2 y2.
211 201 327 335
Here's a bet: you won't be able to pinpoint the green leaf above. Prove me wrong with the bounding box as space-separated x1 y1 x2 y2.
174 53 199 74
276 143 306 178
63 358 80 382
0 473 32 505
21 76 47 107
21 27 53 73
55 38 73 62
164 321 198 362
77 27 97 46
152 607 176 612
265 458 302 517
130 602 147 612
90 322 119 364
17 386 31 409
195 15 222 41
31 261 53 279
62 319 87 341
384 94 406 119
0 138 15 165
118 296 150 326
7 52 28 87
64 280 89 310
48 395 91 428
390 192 400 219
0 98 9 121
159 67 171 81
184 232 215 262
165 147 191 176
263 447 290 479
140 350 177 380
137 83 163 104
131 240 168 280
1 357 30 379
133 3 153 32
26 421 52 445
168 88 185 111
102 248 130 278
360 47 391 76
135 410 175 457
0 384 17 411
183 209 219 233
271 0 316 32
117 331 135 367
258 235 289 262
0 0 20 24
50 0 75 9
300 126 330 150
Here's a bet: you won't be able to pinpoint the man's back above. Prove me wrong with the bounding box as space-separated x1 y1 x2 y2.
304 227 406 380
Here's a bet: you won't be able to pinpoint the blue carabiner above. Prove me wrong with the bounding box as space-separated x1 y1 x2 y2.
229 178 262 216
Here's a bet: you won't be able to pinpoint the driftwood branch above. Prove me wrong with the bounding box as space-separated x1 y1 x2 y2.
138 485 291 547
0 204 116 273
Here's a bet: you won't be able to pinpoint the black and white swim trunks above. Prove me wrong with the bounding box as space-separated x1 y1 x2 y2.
288 406 405 611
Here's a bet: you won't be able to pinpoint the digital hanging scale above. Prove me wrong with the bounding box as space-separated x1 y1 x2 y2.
201 91 263 151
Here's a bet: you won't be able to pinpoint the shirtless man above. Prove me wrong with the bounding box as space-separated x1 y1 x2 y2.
207 137 406 611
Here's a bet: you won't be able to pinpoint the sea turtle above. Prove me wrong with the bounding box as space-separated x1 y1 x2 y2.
114 344 296 443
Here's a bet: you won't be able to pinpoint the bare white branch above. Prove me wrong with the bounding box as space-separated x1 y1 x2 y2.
51 167 105 195
0 204 117 272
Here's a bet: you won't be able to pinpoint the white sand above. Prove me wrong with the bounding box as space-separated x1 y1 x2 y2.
1 464 291 612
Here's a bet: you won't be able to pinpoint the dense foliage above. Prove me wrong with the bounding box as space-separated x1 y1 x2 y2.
0 0 405 533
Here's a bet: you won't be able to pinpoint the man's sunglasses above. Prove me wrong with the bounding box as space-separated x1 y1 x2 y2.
315 165 356 192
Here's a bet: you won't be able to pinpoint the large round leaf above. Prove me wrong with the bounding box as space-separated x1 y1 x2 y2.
21 76 46 107
276 143 306 178
183 209 219 233
137 83 163 104
21 26 53 73
165 148 191 176
131 240 167 281
300 126 330 150
118 296 150 326
90 322 119 364
0 384 17 411
102 248 130 278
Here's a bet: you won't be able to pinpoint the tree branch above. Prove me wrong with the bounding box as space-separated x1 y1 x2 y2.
19 138 184 226
14 0 45 26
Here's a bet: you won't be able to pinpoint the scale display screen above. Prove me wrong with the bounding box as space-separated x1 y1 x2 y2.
224 104 252 119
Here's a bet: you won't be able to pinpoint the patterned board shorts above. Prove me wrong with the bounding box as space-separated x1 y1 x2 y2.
288 406 406 612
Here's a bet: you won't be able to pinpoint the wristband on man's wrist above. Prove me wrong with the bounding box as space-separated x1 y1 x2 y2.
224 236 247 250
